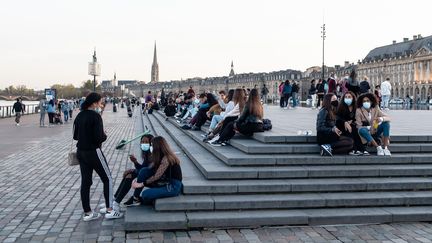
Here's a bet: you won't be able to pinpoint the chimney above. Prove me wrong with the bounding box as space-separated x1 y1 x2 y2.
392 40 396 44
413 35 417 40
344 61 349 68
403 38 409 42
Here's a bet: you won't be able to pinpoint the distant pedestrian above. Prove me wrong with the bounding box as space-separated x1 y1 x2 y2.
73 92 123 221
327 76 337 94
291 81 299 108
12 98 23 126
278 81 285 107
39 98 47 127
68 101 74 119
359 76 371 94
346 70 360 96
309 79 317 108
261 84 269 104
62 101 69 122
282 80 292 109
316 79 325 108
380 78 392 110
47 99 56 125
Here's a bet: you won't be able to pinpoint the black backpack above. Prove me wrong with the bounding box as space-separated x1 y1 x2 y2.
262 119 272 131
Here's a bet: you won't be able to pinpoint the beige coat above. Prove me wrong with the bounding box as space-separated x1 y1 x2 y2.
355 107 390 143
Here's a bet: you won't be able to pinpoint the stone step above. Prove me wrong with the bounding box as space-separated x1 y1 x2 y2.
155 191 432 211
252 130 432 144
229 137 432 154
124 206 432 230
150 112 432 179
157 112 432 166
182 177 432 194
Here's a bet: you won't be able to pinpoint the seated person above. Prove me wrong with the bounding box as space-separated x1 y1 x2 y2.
132 136 183 204
99 134 153 212
336 91 366 155
317 93 354 156
208 90 234 132
209 89 263 146
164 99 177 117
356 93 391 156
182 93 217 130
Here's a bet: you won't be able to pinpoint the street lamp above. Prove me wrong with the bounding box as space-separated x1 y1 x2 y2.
88 48 101 92
321 24 326 81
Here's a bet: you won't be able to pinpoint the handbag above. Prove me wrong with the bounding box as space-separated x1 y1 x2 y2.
68 128 79 166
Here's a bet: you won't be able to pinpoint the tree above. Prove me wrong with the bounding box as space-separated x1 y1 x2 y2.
80 80 101 96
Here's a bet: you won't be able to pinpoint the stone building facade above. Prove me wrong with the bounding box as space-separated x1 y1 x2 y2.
357 35 432 100
130 64 302 103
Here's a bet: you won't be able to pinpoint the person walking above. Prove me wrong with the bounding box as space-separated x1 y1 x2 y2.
68 101 74 119
309 79 317 108
47 99 56 126
12 98 23 126
73 92 122 221
291 81 299 108
380 78 392 110
62 101 69 122
261 84 269 105
39 98 47 127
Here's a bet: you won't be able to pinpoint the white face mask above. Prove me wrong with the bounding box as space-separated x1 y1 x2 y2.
363 102 371 110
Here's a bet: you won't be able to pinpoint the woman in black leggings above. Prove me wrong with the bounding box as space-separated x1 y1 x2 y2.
73 92 122 221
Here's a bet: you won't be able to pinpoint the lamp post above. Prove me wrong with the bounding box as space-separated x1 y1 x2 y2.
321 24 326 81
88 48 101 92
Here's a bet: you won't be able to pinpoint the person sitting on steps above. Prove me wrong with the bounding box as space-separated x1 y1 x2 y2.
316 93 354 156
132 136 183 204
355 93 391 156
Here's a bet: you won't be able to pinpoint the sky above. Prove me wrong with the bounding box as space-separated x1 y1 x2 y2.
0 0 431 90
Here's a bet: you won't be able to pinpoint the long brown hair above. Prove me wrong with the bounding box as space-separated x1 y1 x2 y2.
151 136 180 169
233 88 246 112
322 93 336 120
246 89 263 119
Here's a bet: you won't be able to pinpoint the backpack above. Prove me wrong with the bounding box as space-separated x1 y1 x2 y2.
262 119 272 131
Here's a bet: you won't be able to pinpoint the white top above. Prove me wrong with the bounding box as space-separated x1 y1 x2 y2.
223 103 240 119
381 80 392 96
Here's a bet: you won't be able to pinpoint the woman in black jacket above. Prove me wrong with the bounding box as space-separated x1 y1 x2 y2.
73 92 122 221
336 91 366 155
210 89 263 146
316 93 353 156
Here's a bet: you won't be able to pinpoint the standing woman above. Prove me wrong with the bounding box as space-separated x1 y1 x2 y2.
47 99 56 125
73 92 122 221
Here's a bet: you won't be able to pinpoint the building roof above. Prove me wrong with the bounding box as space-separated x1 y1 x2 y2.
364 35 432 61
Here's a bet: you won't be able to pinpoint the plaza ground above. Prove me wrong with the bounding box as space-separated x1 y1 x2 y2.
1 105 432 242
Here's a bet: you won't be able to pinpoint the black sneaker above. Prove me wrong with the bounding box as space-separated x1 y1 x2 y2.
122 197 141 207
181 124 191 130
191 126 201 131
320 144 333 156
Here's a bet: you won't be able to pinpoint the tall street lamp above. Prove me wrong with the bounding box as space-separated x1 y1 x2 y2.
88 48 101 92
321 24 326 81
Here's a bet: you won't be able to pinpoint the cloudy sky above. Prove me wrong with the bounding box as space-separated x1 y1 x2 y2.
1 0 430 89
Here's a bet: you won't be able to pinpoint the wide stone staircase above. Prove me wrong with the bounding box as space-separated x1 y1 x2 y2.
125 109 432 231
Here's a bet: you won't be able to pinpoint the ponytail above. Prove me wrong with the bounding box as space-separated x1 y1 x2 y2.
81 92 102 110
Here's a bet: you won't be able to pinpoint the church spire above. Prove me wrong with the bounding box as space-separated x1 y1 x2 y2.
229 60 235 76
151 42 159 83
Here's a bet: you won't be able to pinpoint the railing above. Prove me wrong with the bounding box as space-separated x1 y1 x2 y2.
0 104 39 118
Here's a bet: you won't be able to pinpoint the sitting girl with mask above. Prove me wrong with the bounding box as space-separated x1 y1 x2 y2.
99 134 154 213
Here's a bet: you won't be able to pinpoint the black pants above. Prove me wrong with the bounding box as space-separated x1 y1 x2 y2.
283 93 291 107
194 110 209 128
320 135 354 155
48 112 55 124
77 148 113 212
114 171 137 204
343 126 365 152
218 121 263 142
279 96 284 107
317 95 324 108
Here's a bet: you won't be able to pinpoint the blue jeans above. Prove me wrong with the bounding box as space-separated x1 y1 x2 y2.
292 92 298 107
210 115 223 131
133 167 182 202
63 111 69 122
358 121 390 143
382 95 390 109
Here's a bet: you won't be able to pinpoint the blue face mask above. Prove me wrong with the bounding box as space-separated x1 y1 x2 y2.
363 102 371 110
95 107 102 114
344 98 353 106
141 143 152 152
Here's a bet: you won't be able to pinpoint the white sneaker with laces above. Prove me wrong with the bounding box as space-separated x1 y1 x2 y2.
83 212 101 222
105 210 123 219
377 146 385 156
383 147 391 156
99 201 120 214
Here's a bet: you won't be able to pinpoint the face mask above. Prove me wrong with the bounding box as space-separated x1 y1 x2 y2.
141 143 151 152
95 107 102 114
331 100 339 107
194 99 200 105
363 102 371 109
344 98 353 106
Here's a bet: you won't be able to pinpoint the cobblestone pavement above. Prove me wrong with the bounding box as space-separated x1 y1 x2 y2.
2 106 432 242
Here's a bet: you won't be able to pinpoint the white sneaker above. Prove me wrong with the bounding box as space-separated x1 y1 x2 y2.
383 147 391 156
207 135 220 144
105 210 123 219
83 212 101 222
377 146 385 156
99 201 120 213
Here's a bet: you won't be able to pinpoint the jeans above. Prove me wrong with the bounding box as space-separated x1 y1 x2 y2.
40 112 46 126
358 121 390 143
292 92 298 107
262 94 268 104
133 167 182 202
210 115 223 131
311 94 317 107
15 113 21 124
63 111 69 122
382 95 390 109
